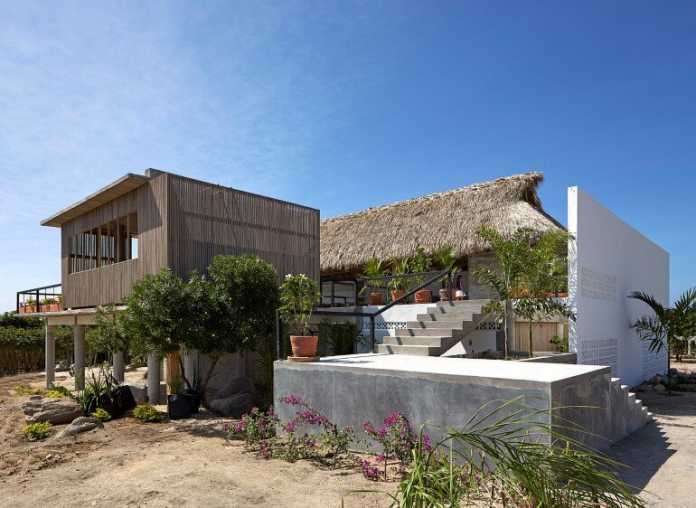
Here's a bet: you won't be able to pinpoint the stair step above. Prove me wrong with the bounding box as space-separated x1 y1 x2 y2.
383 336 459 348
416 312 475 321
396 328 464 337
376 344 443 356
406 320 475 329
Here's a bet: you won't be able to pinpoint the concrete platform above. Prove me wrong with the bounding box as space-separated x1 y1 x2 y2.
274 354 647 451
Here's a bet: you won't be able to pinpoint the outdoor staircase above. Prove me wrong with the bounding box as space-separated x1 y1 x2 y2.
377 299 490 356
609 377 653 440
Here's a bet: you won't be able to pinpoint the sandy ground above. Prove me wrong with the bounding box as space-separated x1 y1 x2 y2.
0 372 393 508
608 361 696 508
3 363 696 507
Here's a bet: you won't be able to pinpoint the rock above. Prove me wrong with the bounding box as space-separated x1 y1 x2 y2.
56 417 103 438
127 385 147 404
208 392 253 418
213 376 256 400
23 397 83 425
654 383 666 392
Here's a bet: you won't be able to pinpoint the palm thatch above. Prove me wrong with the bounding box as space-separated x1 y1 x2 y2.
320 172 563 274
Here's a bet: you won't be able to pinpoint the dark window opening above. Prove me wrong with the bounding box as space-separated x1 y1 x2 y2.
69 213 138 274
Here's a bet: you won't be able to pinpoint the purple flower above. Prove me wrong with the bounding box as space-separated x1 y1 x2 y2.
280 394 305 406
283 420 296 433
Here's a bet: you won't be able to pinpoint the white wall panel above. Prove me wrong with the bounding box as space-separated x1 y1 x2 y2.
568 187 669 387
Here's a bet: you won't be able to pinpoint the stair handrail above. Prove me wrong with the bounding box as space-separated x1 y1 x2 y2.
276 263 459 358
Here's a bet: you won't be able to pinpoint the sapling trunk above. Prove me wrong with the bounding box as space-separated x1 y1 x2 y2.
200 355 220 405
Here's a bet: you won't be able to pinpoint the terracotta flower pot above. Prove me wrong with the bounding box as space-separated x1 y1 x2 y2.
290 335 319 358
390 289 406 303
368 292 385 305
414 289 432 303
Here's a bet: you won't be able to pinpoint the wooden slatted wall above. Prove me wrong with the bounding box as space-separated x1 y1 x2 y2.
167 174 320 281
61 172 169 308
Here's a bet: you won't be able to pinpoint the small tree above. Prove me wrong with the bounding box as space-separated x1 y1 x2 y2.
474 227 535 357
88 304 130 357
515 230 573 357
122 269 201 388
629 288 696 394
201 254 280 401
475 226 572 357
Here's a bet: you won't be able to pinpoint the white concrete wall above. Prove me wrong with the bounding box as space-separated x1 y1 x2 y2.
568 187 669 387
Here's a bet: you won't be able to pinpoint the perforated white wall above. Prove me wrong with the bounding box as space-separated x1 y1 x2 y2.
568 187 669 387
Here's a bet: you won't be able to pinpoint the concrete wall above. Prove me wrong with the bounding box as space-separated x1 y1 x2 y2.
274 356 637 451
568 187 669 387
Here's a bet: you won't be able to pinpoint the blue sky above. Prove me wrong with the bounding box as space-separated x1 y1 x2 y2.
1 1 694 312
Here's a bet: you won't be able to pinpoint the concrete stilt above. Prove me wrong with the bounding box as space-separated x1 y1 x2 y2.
147 353 161 404
183 348 198 387
113 351 125 384
73 325 86 390
45 325 56 388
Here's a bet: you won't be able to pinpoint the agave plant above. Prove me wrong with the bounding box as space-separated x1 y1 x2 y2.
629 288 696 394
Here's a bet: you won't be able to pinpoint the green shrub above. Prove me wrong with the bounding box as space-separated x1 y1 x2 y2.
24 421 52 441
91 408 112 422
13 384 44 396
45 385 73 398
317 320 358 356
133 404 163 422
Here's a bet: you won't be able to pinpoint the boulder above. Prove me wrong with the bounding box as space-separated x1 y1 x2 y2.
56 416 103 438
126 385 147 404
212 376 256 400
208 392 253 418
23 397 83 424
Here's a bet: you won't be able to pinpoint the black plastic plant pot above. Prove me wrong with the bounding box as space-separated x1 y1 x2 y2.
181 392 201 414
168 394 192 420
111 386 136 416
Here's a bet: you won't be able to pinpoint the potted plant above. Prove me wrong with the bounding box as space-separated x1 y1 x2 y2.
432 245 457 301
280 274 321 359
167 375 191 420
411 247 433 303
361 258 387 305
388 259 410 303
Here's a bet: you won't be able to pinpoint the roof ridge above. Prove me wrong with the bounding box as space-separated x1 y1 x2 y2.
322 171 543 224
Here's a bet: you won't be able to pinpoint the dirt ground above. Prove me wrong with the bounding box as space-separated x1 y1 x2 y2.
0 372 393 508
3 364 696 507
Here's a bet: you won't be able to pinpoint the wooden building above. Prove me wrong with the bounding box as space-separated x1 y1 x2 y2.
39 169 320 309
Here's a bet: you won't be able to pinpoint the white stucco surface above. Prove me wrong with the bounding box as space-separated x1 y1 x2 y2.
568 187 669 387
308 353 607 383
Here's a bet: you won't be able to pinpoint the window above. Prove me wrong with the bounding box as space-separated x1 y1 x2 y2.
69 213 139 273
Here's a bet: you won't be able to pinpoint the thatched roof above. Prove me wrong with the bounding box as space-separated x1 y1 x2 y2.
320 172 563 274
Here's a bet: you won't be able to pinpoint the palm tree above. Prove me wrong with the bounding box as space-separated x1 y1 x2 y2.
629 288 696 394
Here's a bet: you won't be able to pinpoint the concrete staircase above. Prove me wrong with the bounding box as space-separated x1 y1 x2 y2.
609 377 653 441
377 300 489 356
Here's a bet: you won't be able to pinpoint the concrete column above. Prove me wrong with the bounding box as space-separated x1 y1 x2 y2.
113 351 125 384
183 348 198 387
45 324 56 388
147 353 161 404
73 325 86 390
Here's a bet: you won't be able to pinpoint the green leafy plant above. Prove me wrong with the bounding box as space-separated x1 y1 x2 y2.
45 385 73 398
380 399 644 508
133 404 163 422
474 226 570 357
317 320 358 356
24 421 52 441
550 334 569 353
279 274 320 336
630 288 696 394
388 259 410 294
91 407 112 422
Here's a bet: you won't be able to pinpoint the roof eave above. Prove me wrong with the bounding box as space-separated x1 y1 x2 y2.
40 173 150 228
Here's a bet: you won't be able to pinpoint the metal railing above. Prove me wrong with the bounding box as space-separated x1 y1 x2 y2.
16 283 62 314
276 263 459 359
